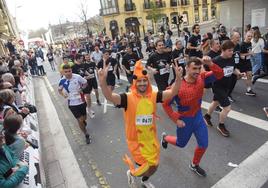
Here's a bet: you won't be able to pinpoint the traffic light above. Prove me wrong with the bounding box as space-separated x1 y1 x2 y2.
172 16 177 24
178 15 184 24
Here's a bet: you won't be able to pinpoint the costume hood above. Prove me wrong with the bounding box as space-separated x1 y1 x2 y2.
130 60 152 95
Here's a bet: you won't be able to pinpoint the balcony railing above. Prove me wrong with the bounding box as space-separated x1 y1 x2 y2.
156 1 166 8
125 3 136 11
144 1 166 9
99 7 119 16
181 0 190 6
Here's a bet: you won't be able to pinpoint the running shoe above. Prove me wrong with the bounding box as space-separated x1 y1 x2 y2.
97 100 102 106
217 124 230 137
126 170 137 188
245 90 256 96
215 106 222 113
263 107 268 118
228 96 235 103
161 132 168 149
189 163 207 177
85 134 91 144
141 179 155 188
87 109 95 118
204 114 213 127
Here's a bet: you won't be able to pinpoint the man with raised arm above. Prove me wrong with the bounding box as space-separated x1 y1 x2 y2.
98 60 182 188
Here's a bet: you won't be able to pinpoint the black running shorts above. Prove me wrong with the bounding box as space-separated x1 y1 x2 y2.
69 102 87 119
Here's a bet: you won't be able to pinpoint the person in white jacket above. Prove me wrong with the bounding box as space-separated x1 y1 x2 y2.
251 29 265 75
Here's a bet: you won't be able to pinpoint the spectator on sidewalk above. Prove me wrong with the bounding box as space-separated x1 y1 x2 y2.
0 131 28 188
47 50 56 71
3 114 26 160
0 89 30 119
28 51 38 76
36 56 45 76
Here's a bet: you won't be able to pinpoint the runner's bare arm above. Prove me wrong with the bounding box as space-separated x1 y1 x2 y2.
98 63 121 105
162 63 182 101
58 87 68 98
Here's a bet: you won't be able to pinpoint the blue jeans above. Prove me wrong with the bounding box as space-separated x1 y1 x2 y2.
251 53 262 75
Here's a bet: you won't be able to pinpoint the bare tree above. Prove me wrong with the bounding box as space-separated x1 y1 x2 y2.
78 0 92 39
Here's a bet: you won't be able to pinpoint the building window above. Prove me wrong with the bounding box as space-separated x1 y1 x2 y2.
182 11 189 25
170 0 178 7
202 8 208 21
211 0 217 18
202 0 208 21
101 0 118 15
194 6 199 23
202 0 207 5
194 0 199 5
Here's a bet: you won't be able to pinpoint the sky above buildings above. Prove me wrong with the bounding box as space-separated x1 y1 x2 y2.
6 0 101 31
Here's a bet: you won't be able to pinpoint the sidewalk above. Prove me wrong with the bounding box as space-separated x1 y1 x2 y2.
34 77 88 188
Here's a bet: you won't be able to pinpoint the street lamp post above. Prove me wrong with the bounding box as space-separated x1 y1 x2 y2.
242 0 245 39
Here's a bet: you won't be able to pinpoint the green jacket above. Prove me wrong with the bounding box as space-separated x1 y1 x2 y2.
0 145 28 188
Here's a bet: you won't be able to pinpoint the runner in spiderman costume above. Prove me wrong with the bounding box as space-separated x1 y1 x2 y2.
161 56 224 177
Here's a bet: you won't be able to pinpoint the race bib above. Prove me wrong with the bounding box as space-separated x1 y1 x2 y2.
108 65 113 71
234 54 240 64
159 67 169 75
88 73 95 79
130 66 134 71
136 115 153 126
179 58 185 65
223 66 234 77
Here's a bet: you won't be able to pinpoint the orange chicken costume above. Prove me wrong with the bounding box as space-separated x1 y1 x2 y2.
122 61 161 176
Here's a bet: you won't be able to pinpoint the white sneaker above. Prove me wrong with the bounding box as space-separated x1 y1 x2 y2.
126 170 137 188
87 108 95 118
141 179 155 188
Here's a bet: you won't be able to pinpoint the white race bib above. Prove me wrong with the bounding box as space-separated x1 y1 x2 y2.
234 54 240 64
179 58 185 65
159 68 169 75
223 66 234 77
130 66 134 71
136 115 153 126
88 73 95 79
108 66 113 71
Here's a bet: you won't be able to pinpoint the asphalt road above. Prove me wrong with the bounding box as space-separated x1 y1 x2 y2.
39 57 268 188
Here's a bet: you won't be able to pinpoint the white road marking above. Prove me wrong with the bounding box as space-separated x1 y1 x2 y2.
211 141 268 188
241 77 268 84
103 98 108 114
257 78 268 84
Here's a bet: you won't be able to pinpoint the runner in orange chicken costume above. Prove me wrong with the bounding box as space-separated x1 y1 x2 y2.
98 60 182 188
